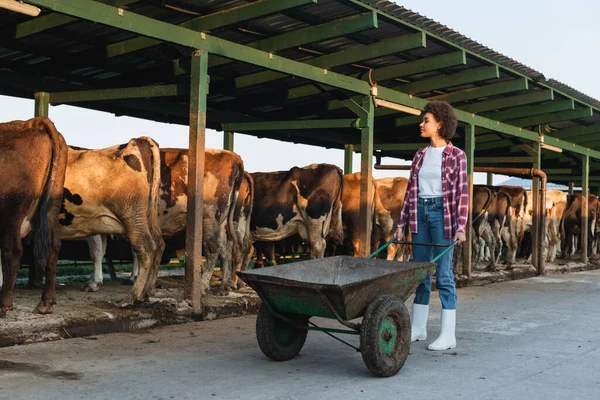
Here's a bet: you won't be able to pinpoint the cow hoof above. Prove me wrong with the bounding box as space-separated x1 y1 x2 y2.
0 307 7 318
34 301 54 315
485 265 496 272
81 281 102 292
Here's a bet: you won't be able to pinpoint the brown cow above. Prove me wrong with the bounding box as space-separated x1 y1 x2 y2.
230 171 254 290
497 186 527 266
159 148 244 293
59 138 165 304
0 117 68 317
85 148 245 295
375 177 410 261
340 172 377 256
251 164 344 259
560 193 600 259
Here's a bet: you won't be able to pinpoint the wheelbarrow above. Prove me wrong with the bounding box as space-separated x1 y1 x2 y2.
237 240 456 377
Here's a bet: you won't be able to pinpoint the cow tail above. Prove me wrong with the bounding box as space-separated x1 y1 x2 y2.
227 157 244 248
139 137 162 242
32 118 68 271
473 187 493 223
330 167 344 246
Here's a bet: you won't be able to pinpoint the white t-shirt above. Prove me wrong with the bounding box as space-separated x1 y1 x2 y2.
418 146 445 198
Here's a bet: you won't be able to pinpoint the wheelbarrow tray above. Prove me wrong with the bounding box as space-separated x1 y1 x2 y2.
238 256 434 321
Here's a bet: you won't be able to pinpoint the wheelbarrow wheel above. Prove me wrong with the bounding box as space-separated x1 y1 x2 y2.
256 303 308 361
360 294 411 377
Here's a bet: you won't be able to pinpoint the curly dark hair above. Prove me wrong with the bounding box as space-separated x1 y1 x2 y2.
423 101 457 140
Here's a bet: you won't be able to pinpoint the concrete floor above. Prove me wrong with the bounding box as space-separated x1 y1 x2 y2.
1 270 599 400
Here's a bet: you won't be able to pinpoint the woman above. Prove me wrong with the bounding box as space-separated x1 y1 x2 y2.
394 101 468 351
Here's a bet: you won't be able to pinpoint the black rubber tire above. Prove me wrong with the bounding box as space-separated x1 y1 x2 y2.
360 294 411 377
256 303 308 361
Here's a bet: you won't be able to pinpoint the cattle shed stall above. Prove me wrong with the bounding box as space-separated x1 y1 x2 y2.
1 0 599 310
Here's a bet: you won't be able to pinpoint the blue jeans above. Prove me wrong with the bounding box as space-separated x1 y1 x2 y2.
412 197 457 310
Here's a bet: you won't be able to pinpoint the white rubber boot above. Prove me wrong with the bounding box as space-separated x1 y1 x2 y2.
411 303 429 342
428 309 456 351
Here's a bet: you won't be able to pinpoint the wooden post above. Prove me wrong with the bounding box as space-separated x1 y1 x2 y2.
34 92 49 117
486 172 493 186
358 96 374 257
464 124 475 279
185 49 208 313
223 131 234 151
581 155 589 264
531 142 541 269
344 144 354 174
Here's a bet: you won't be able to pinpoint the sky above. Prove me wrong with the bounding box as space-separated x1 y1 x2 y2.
0 0 598 185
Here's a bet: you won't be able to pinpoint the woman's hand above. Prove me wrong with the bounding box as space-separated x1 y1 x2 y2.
394 227 404 242
454 231 466 245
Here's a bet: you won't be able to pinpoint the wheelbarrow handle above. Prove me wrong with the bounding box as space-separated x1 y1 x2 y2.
367 239 458 260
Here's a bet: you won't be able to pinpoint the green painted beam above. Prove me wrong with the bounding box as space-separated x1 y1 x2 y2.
249 32 426 93
248 12 377 52
475 157 536 163
105 0 318 58
26 0 600 162
327 66 504 112
308 31 425 68
354 143 423 151
223 131 234 151
222 119 360 131
460 90 554 113
427 79 529 103
507 107 593 128
369 51 466 83
4 0 135 39
553 124 600 140
483 99 574 122
344 144 354 174
49 84 188 103
34 92 49 117
396 65 499 95
234 12 380 88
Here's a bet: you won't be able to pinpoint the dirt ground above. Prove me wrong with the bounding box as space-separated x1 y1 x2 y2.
0 275 259 348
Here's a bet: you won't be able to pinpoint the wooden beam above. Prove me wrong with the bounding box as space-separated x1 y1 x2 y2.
34 92 49 117
464 124 474 279
483 99 574 122
428 78 529 103
344 144 354 174
396 65 500 95
460 90 554 113
223 131 234 151
358 96 375 257
105 0 319 58
507 107 593 128
582 155 589 264
50 84 187 103
222 119 359 131
185 49 208 313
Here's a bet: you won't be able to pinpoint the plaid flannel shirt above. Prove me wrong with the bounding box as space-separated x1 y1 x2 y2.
397 141 469 239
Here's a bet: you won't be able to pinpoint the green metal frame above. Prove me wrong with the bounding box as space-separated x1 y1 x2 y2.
222 119 360 131
460 90 554 113
223 131 234 151
25 0 600 160
344 144 354 174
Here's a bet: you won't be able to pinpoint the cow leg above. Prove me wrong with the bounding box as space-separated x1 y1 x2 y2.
121 227 157 305
142 231 164 298
265 242 277 266
202 240 220 294
0 231 22 317
82 235 107 292
482 225 496 272
218 225 235 294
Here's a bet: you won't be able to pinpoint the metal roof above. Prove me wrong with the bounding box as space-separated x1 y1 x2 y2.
0 0 598 185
